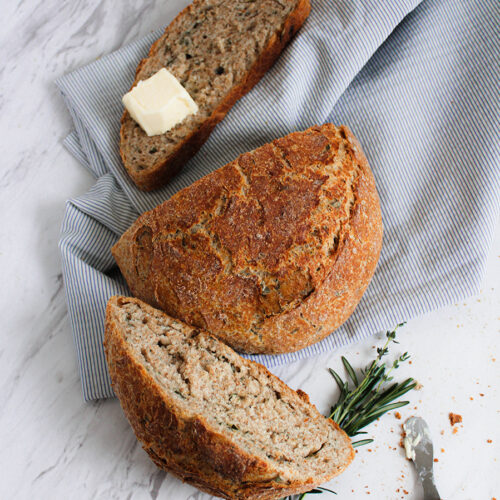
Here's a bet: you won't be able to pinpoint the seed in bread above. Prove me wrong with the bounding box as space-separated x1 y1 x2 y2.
120 0 311 190
104 296 354 500
112 124 383 354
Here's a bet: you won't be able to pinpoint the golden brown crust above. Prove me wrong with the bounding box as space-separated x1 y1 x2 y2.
104 296 354 500
255 126 383 352
120 0 311 191
113 124 383 354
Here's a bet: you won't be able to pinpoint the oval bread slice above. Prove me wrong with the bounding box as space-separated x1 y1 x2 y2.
120 0 311 190
104 296 354 500
112 124 383 354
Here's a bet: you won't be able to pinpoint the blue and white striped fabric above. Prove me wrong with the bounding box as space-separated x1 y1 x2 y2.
57 0 500 401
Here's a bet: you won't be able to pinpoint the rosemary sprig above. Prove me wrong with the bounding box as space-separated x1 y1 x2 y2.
283 324 416 500
328 323 416 443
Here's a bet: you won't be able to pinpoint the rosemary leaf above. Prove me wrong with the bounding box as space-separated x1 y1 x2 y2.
351 438 374 448
341 356 359 386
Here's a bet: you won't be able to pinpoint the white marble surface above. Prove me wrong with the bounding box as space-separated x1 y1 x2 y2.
0 0 499 499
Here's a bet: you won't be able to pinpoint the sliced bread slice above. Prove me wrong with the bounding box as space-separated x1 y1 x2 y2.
120 0 310 190
104 296 354 499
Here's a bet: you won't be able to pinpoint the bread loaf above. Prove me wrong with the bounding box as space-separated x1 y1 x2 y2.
104 296 354 500
112 124 383 354
120 0 310 190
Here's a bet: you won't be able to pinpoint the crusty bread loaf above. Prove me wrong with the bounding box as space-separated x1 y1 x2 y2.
104 296 354 500
120 0 310 191
112 124 383 354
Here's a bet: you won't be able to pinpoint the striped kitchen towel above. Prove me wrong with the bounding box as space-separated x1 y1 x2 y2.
57 0 500 401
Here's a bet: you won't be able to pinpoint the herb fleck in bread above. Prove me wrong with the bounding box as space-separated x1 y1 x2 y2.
104 296 354 500
120 0 311 190
112 124 383 354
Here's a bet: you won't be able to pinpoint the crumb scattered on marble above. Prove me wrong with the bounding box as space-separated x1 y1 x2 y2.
449 412 463 426
487 439 492 443
395 412 401 420
434 458 439 462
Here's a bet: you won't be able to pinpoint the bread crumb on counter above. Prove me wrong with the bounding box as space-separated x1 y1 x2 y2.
395 412 402 419
449 412 463 426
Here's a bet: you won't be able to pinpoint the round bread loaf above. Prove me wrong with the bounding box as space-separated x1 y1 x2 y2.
112 124 383 354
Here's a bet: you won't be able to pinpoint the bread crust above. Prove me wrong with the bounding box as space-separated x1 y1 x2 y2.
104 296 354 500
256 126 383 352
120 0 311 191
112 124 383 354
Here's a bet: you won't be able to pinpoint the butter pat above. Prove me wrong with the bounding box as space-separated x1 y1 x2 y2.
122 68 198 137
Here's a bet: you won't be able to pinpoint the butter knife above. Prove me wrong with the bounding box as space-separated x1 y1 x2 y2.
403 416 442 500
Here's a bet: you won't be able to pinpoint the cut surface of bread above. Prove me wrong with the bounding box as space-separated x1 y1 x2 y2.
120 0 310 190
104 296 354 500
113 124 383 354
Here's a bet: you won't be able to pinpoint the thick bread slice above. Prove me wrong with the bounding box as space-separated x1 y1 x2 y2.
112 124 383 354
104 296 354 500
120 0 310 191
